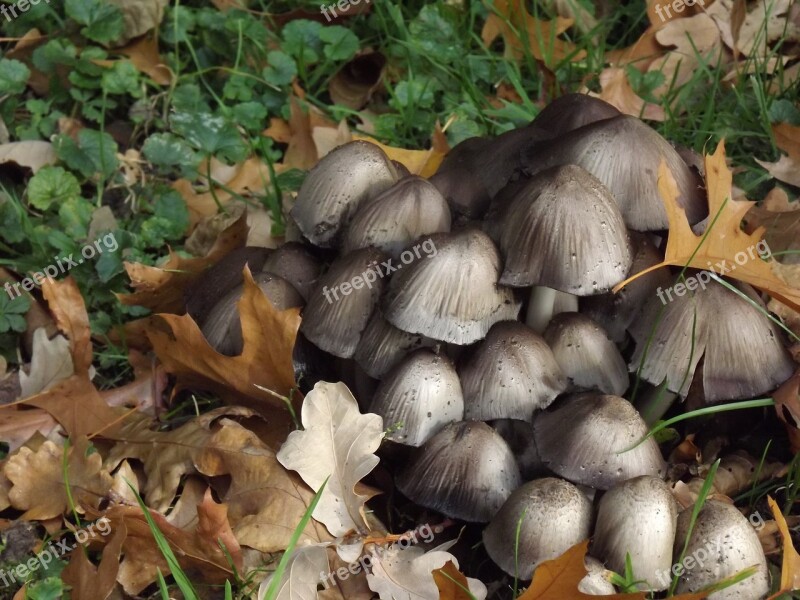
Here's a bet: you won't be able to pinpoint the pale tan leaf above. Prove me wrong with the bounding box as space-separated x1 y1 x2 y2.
0 141 56 173
18 329 73 398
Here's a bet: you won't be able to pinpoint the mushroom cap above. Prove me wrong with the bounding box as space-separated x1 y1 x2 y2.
483 477 593 579
579 557 617 595
353 310 431 378
202 272 304 356
531 93 621 137
492 419 545 479
369 349 464 446
261 242 321 301
342 176 451 257
521 115 706 231
533 394 666 489
674 500 769 599
591 475 678 591
301 247 388 358
459 321 567 421
429 136 494 218
629 277 795 401
498 165 633 294
383 229 521 345
396 420 521 522
290 141 398 247
543 312 629 396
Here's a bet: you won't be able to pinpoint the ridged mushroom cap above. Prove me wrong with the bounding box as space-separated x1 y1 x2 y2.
492 419 545 479
383 229 521 345
261 242 321 301
521 115 706 231
531 93 621 136
290 140 398 247
353 310 431 378
498 165 632 294
534 394 666 489
629 277 795 401
591 476 678 591
483 477 592 579
396 420 521 522
342 176 451 257
459 321 567 421
543 312 629 396
301 247 388 358
430 136 494 218
369 349 464 446
674 500 769 599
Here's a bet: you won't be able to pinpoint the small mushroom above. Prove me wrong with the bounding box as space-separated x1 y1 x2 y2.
591 475 678 591
534 394 666 490
353 310 431 378
543 312 629 396
383 229 521 345
396 420 521 522
290 141 399 247
483 477 593 579
580 557 617 595
261 241 321 301
369 349 464 446
458 321 567 421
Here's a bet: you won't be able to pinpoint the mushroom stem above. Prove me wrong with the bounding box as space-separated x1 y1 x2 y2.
525 286 578 333
635 382 679 425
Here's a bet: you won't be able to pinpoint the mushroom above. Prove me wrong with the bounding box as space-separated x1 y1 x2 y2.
482 477 592 579
342 175 451 257
261 241 321 301
498 165 633 294
301 247 388 358
543 312 629 396
673 500 769 599
533 394 666 489
458 321 567 421
580 557 617 595
492 419 545 479
429 136 495 219
290 140 399 247
396 420 521 522
525 286 579 334
353 310 432 378
530 93 621 137
383 229 521 345
369 349 464 446
591 475 678 591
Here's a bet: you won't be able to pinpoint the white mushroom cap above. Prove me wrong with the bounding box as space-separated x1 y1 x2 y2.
579 557 617 595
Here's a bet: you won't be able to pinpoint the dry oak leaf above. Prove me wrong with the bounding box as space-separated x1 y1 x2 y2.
0 407 57 453
106 0 168 46
767 496 800 598
61 519 126 600
118 210 247 313
42 277 92 373
147 266 300 409
95 36 171 85
4 436 113 520
774 370 800 453
756 122 800 187
277 381 383 537
588 67 666 121
18 328 73 398
614 140 800 312
257 544 329 600
743 187 800 263
0 140 57 173
481 0 587 67
434 560 477 600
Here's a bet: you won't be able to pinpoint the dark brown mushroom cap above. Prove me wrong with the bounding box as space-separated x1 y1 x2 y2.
591 475 678 591
290 141 399 247
459 321 567 421
369 349 464 446
300 247 388 358
261 242 321 301
629 277 795 401
534 394 666 489
483 477 593 579
498 165 632 294
342 176 451 257
430 136 494 218
383 229 521 345
202 272 304 356
530 93 621 137
521 115 706 231
353 310 431 378
674 500 769 599
543 312 628 395
396 420 521 522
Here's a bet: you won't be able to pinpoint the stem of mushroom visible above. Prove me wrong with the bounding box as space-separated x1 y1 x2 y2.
525 286 578 333
635 383 679 426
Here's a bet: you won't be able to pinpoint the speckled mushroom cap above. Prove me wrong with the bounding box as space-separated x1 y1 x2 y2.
533 394 666 490
396 420 521 522
261 242 321 301
353 310 431 378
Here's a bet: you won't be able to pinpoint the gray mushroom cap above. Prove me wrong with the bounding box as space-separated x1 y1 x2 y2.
498 165 633 294
383 229 521 345
290 140 399 247
629 277 795 401
492 419 545 479
261 242 321 301
521 115 706 231
342 176 451 258
459 321 567 421
482 477 593 580
353 310 432 378
300 247 388 358
591 475 678 591
396 420 522 522
674 500 769 599
534 394 666 490
543 312 629 396
369 349 464 446
531 93 621 137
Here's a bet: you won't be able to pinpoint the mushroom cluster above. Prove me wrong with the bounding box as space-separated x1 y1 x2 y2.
189 94 792 596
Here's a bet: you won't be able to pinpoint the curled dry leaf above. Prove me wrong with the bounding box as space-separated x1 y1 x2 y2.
277 381 384 537
257 544 329 600
589 67 666 121
0 141 57 173
329 52 386 110
767 496 800 598
18 328 73 398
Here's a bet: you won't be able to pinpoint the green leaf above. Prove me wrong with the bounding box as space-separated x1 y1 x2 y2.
58 197 94 239
101 61 141 96
769 99 800 125
262 50 297 87
408 5 461 64
65 0 125 44
0 200 26 244
27 166 82 211
153 191 189 239
32 40 78 73
233 102 268 131
282 20 323 64
319 26 359 62
54 129 119 180
142 133 200 174
0 59 30 95
0 294 31 335
171 112 248 163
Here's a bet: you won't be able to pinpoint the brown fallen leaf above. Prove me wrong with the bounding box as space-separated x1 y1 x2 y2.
606 26 663 70
757 122 800 187
0 141 57 173
767 496 800 598
97 35 171 85
99 350 166 411
589 67 666 121
329 52 386 110
743 187 800 263
774 370 800 453
61 519 126 600
434 560 475 599
42 277 92 373
195 488 243 571
0 408 57 452
106 0 168 46
614 141 800 312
